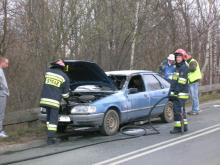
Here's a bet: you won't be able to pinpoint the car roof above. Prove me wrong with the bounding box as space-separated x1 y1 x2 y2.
106 70 154 76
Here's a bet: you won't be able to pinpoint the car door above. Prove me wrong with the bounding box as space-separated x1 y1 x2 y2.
142 74 168 116
126 75 150 121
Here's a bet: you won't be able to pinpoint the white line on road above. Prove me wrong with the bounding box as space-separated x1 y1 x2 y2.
94 123 220 165
109 127 220 165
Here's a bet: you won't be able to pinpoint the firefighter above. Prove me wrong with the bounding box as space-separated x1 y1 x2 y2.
169 49 189 134
40 59 70 144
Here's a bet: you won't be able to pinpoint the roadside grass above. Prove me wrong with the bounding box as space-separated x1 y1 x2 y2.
199 92 220 102
0 92 220 144
0 122 46 144
186 92 220 106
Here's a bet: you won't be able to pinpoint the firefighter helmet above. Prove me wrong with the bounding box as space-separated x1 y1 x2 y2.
50 59 65 67
175 49 188 60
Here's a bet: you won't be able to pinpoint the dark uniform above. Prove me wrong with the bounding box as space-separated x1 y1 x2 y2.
40 61 70 143
169 57 189 133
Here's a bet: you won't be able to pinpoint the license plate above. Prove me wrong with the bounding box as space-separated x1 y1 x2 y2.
59 115 71 122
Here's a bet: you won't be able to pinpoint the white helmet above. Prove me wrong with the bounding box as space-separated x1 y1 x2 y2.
167 54 175 61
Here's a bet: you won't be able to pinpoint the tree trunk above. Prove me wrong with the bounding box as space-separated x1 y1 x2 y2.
130 1 139 70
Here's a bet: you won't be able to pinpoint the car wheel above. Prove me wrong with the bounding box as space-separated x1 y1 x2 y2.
160 101 174 123
57 124 67 133
100 109 120 136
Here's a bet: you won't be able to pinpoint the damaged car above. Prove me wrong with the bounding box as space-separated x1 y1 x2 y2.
39 60 173 136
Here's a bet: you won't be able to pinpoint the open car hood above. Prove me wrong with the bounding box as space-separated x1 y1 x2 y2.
64 60 116 91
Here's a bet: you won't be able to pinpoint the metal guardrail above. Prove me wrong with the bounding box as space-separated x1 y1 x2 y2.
4 108 40 126
4 83 220 126
199 83 220 93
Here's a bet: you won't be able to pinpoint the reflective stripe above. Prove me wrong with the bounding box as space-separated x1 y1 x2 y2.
45 72 65 83
168 75 173 80
178 77 187 85
170 91 177 97
178 92 189 99
174 121 181 127
45 72 65 87
40 98 60 108
184 119 188 125
45 77 62 87
65 65 69 72
47 124 57 131
172 72 179 80
62 92 69 98
175 120 188 127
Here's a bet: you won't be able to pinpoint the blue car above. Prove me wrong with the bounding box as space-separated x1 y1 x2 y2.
39 60 174 135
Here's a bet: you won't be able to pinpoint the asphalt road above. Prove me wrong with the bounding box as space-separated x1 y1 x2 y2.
0 100 220 165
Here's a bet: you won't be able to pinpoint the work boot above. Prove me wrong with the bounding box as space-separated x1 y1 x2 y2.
60 136 69 142
47 137 58 145
170 127 181 134
184 125 188 132
187 111 199 115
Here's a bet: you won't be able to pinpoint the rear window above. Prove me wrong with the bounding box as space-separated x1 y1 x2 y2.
154 74 170 88
143 74 162 91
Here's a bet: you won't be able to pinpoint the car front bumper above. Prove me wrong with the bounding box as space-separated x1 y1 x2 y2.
69 113 104 126
38 113 104 127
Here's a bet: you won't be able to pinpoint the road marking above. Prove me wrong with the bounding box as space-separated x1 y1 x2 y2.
94 123 220 165
213 105 220 107
110 127 220 165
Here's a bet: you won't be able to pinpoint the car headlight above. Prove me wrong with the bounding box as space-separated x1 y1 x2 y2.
71 105 96 114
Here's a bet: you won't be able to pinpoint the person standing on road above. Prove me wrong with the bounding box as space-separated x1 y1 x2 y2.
185 53 202 115
0 57 9 138
164 54 176 83
158 54 176 83
40 59 70 144
169 49 189 134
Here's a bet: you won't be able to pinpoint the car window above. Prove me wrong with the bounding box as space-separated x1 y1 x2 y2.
108 75 126 90
128 75 145 92
143 74 162 91
154 74 170 88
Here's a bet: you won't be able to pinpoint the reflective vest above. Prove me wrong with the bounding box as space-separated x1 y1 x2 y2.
188 59 202 83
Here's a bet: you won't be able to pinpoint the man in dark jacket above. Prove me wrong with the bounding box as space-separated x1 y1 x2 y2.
40 59 70 144
169 49 189 134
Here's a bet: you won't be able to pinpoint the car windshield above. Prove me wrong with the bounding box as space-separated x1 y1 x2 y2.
107 75 127 90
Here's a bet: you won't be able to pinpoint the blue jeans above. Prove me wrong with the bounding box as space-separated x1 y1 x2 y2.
189 82 200 112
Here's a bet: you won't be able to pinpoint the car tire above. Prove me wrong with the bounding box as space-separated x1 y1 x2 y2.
160 101 174 123
100 109 120 136
57 124 67 133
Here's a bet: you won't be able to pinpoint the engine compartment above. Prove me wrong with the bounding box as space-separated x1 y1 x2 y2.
68 91 113 103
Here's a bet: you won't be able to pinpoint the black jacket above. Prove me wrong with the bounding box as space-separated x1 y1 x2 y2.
40 67 70 108
170 61 189 99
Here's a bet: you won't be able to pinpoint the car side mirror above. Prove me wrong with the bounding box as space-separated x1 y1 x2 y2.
128 88 138 94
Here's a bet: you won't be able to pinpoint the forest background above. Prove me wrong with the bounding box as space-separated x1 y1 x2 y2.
0 0 219 112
